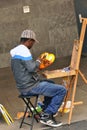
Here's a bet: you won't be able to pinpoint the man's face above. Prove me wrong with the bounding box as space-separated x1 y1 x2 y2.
27 40 35 49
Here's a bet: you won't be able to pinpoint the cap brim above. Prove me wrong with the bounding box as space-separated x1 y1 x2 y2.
35 39 39 43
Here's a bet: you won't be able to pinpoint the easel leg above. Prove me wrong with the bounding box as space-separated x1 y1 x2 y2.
79 70 87 84
68 74 78 124
61 76 75 115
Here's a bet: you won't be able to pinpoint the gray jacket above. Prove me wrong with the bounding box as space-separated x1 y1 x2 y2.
10 44 41 90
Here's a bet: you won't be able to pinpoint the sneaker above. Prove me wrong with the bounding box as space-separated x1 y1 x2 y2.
40 114 62 127
40 112 50 120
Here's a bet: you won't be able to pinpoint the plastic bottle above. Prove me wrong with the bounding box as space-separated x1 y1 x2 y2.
36 96 43 112
37 96 43 107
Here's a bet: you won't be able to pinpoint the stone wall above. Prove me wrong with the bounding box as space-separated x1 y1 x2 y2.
0 0 78 68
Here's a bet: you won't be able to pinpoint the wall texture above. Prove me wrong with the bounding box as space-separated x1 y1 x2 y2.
0 0 78 68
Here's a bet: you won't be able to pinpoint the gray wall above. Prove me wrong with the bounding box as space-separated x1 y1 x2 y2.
0 0 78 68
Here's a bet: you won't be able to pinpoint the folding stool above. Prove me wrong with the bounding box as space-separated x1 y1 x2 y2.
19 94 41 130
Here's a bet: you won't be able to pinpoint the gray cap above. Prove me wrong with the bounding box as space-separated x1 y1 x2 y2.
21 29 38 43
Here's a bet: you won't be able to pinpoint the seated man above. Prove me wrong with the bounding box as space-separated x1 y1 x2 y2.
10 29 66 127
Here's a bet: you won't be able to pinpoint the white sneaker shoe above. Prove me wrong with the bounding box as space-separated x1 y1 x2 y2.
40 113 62 127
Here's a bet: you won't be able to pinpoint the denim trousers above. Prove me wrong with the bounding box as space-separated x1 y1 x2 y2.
26 81 67 115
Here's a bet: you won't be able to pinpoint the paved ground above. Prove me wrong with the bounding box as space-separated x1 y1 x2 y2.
0 119 87 130
0 56 87 130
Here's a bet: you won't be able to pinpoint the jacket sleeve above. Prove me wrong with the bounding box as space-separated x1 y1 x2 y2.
23 59 41 72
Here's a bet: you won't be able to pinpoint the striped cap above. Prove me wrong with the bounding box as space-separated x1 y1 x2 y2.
21 29 38 43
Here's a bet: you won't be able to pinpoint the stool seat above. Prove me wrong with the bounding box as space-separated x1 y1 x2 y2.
19 94 38 98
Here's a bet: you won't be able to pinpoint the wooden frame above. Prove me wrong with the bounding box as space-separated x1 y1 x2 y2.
42 17 87 124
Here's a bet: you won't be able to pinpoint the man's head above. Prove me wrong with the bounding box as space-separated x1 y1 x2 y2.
20 29 38 49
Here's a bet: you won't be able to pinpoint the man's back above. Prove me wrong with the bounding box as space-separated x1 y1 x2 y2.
10 44 40 90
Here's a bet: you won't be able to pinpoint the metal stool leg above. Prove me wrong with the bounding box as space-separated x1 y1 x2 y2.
19 95 40 130
20 99 29 128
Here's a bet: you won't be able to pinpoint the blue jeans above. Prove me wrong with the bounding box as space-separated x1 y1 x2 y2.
22 81 66 115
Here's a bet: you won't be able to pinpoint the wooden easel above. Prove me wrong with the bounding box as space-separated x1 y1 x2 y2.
42 17 87 124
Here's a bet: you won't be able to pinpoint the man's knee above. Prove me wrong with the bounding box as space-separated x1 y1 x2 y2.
63 86 67 95
61 85 67 95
